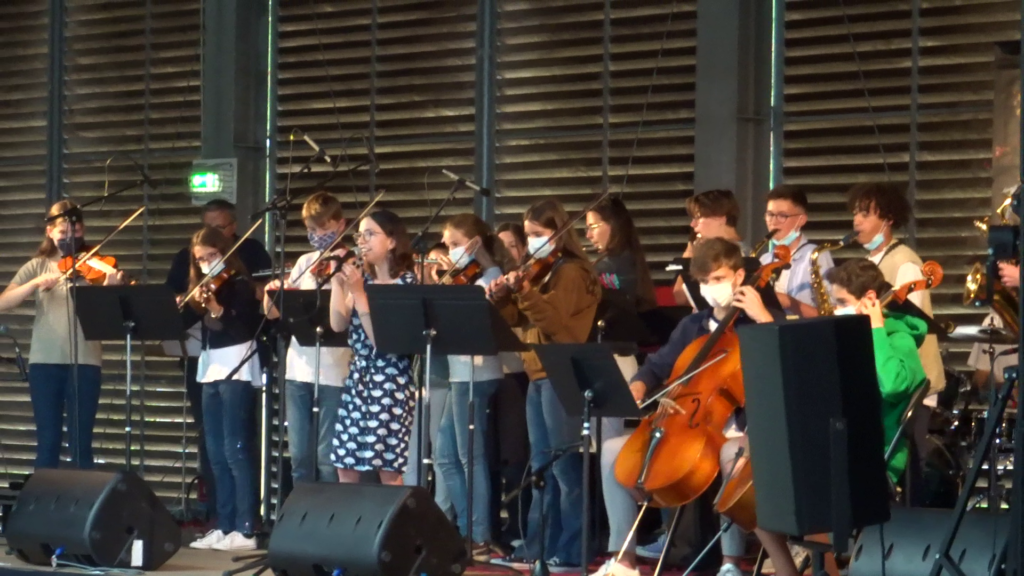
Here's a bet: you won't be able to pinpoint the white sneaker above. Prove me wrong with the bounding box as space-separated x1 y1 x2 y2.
189 529 226 550
589 559 640 576
717 563 743 576
211 531 257 551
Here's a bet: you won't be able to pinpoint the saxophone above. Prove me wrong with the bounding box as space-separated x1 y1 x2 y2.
809 232 858 316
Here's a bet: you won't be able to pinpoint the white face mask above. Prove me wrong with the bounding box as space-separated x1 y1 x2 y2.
528 236 554 259
200 259 225 277
700 281 735 309
448 245 474 268
834 305 857 316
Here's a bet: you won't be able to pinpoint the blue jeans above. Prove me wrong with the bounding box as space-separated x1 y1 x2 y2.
436 378 501 543
285 380 343 483
28 363 102 469
516 378 584 565
203 380 256 535
404 387 454 517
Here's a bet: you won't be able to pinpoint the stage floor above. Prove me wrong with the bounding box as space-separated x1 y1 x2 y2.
0 538 744 576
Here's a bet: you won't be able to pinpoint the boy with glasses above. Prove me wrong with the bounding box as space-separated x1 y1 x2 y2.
757 185 833 318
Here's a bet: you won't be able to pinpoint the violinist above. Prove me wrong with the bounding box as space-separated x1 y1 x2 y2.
850 183 944 398
263 192 353 485
488 199 601 572
758 186 832 318
0 200 123 470
434 213 509 561
497 222 528 265
328 209 418 485
672 190 748 307
592 238 778 576
184 227 263 553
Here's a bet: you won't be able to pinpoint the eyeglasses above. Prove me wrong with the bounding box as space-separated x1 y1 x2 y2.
585 222 606 231
355 230 381 241
764 211 803 223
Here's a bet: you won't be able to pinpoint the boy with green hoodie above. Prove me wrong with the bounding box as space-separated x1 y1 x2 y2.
825 258 928 483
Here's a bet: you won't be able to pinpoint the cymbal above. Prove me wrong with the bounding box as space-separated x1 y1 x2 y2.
943 325 1018 345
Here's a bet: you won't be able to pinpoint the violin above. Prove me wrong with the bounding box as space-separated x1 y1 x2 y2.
439 237 485 286
194 268 236 308
614 245 792 508
58 251 133 285
714 262 945 529
314 249 361 286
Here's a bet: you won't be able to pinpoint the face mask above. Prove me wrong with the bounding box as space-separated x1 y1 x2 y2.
308 229 339 252
770 228 801 249
528 236 554 259
57 236 84 258
834 305 857 316
199 259 226 277
864 222 888 251
700 281 735 309
448 245 474 268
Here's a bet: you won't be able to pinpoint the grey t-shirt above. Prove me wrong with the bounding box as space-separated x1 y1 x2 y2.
11 257 103 367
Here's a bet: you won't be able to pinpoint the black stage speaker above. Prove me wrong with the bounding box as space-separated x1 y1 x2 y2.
849 507 1008 576
738 315 890 536
268 483 469 576
5 469 181 570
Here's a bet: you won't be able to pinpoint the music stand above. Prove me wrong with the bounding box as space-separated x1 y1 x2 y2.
74 285 183 470
269 289 348 476
534 343 642 570
591 290 649 354
366 284 527 555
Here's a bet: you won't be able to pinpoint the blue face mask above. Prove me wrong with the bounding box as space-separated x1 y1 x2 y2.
863 223 889 251
770 228 800 251
308 229 339 252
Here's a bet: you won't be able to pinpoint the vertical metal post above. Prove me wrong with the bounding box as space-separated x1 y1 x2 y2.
600 0 612 193
474 0 498 223
138 0 153 475
46 0 66 203
1012 4 1024 573
769 0 785 188
906 0 920 249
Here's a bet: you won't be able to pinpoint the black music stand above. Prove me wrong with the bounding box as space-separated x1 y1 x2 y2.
591 290 649 354
270 289 348 477
74 285 183 470
535 343 642 571
366 284 527 556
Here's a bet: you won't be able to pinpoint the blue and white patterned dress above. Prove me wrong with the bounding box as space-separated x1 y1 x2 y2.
332 271 417 472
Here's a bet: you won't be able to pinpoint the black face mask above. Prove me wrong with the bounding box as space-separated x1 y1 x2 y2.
56 236 85 258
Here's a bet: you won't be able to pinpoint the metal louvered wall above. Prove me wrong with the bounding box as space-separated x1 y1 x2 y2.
0 0 51 479
0 0 203 502
781 0 1019 368
275 0 478 257
494 0 697 280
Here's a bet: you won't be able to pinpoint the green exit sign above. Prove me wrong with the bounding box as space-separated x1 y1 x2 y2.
190 172 221 193
189 159 236 205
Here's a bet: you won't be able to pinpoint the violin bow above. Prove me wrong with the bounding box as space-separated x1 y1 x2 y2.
60 205 146 281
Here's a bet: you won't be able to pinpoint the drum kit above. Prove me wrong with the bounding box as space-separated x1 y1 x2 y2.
931 323 1017 510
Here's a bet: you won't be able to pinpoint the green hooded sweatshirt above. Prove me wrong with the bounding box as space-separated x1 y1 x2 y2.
873 311 928 483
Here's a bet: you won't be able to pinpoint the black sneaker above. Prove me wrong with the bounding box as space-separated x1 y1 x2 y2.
471 542 492 563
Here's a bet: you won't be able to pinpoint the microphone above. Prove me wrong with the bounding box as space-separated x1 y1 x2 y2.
442 169 490 197
127 156 159 189
0 325 28 381
294 129 333 164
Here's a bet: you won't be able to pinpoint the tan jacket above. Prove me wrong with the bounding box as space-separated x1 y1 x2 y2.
875 244 946 395
497 258 601 381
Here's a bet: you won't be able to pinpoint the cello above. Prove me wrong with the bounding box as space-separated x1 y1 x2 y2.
715 261 945 529
614 245 792 508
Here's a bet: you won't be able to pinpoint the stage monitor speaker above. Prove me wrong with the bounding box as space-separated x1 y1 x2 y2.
849 507 1008 576
738 315 890 536
268 483 468 576
5 469 181 570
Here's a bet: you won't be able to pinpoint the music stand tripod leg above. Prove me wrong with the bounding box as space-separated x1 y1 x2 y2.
124 321 134 470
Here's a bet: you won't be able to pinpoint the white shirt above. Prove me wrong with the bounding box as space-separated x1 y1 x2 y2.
448 266 505 383
282 251 353 387
869 248 925 308
199 341 263 385
759 237 832 308
967 313 1015 384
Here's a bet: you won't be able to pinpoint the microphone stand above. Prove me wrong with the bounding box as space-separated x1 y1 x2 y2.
408 180 466 489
